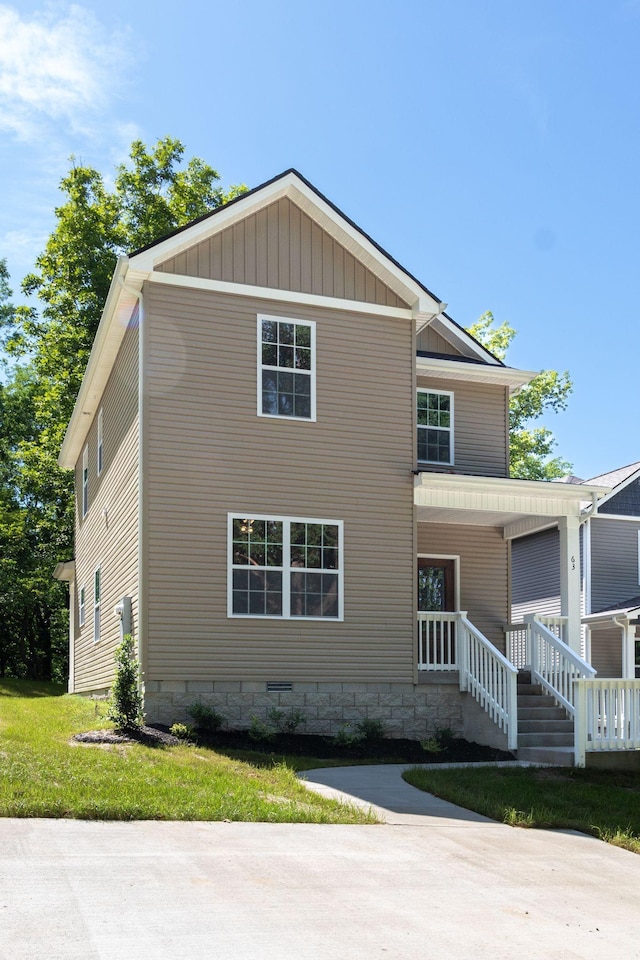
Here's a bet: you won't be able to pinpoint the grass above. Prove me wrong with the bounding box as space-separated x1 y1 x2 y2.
0 679 375 823
403 764 640 853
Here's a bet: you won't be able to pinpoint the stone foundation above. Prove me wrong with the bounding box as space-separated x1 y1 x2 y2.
143 678 466 741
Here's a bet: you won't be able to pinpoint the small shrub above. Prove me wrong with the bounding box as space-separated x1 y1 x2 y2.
420 726 455 755
188 702 224 732
420 736 443 755
334 723 363 747
267 707 307 735
107 635 143 731
169 722 194 741
356 717 387 741
248 715 276 743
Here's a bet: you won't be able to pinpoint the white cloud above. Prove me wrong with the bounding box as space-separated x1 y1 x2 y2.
0 3 133 140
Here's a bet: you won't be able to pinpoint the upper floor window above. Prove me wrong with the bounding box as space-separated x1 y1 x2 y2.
258 316 316 420
228 514 342 619
97 408 104 476
82 445 89 517
417 389 454 465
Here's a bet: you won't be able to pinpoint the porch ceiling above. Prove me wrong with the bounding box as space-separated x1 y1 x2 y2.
414 472 611 539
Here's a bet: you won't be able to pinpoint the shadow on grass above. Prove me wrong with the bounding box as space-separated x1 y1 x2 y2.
0 678 66 698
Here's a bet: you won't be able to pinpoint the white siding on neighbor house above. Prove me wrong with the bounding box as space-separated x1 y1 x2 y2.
590 517 640 613
143 281 416 684
417 522 509 649
72 319 139 692
156 197 409 308
416 375 509 478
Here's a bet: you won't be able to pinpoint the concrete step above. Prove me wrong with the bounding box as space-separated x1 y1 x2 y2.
517 694 560 709
517 670 533 684
517 746 574 766
518 719 574 735
518 706 569 721
517 683 549 697
518 735 574 749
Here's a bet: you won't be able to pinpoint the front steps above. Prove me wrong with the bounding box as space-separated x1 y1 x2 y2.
516 671 574 766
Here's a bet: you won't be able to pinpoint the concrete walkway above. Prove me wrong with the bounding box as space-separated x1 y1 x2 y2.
2 767 640 960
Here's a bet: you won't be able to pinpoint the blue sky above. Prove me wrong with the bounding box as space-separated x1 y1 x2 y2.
1 0 638 479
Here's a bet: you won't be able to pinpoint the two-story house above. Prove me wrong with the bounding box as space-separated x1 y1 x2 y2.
55 170 609 753
512 463 640 679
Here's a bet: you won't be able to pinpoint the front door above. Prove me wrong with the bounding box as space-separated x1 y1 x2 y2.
418 558 455 613
417 558 456 668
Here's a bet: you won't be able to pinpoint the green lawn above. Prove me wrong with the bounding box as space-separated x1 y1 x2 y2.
0 680 375 823
403 765 640 853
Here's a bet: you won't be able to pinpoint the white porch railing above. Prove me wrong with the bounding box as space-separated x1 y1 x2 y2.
524 615 595 717
574 679 640 766
418 612 518 750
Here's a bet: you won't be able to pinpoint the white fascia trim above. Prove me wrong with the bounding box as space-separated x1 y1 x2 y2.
415 471 611 513
591 467 640 510
582 609 640 624
149 270 412 320
428 315 503 367
130 173 440 315
416 355 537 392
53 560 76 582
591 513 640 522
58 257 143 469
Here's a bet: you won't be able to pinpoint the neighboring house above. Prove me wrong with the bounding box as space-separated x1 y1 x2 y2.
512 462 640 678
54 169 610 752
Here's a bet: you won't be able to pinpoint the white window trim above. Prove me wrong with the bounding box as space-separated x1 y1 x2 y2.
93 567 101 644
97 408 103 476
79 585 86 628
227 512 343 620
637 530 640 586
256 315 317 422
417 388 454 466
82 445 89 517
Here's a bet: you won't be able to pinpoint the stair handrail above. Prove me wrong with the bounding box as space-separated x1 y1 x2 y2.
458 615 518 751
524 615 595 717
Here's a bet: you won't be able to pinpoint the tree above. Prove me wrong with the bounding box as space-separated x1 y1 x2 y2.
0 139 246 680
467 312 573 480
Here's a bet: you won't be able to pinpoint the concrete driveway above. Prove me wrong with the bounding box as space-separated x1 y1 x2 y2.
1 766 639 960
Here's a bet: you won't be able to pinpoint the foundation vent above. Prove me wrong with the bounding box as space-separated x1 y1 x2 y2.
266 681 293 693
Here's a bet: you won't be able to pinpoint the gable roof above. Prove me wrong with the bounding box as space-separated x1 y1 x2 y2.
59 169 520 468
584 461 640 490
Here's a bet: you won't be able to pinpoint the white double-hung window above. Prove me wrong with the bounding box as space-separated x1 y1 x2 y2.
258 316 316 420
417 389 454 465
82 445 89 517
228 514 343 619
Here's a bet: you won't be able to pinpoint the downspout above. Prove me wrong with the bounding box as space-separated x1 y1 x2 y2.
613 616 632 679
118 274 147 698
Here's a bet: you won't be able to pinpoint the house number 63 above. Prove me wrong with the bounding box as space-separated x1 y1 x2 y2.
571 555 576 570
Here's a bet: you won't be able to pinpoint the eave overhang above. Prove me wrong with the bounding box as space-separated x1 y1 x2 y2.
416 355 537 393
58 258 144 469
414 472 611 537
53 560 76 582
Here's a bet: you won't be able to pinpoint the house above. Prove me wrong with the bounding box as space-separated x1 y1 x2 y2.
512 462 640 679
55 169 619 759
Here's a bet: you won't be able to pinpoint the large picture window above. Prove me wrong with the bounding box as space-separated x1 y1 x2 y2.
417 389 453 465
258 316 316 420
228 514 342 619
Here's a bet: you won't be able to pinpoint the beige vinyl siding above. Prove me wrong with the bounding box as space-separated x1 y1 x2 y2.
72 320 139 692
144 281 415 683
417 522 508 649
416 375 509 477
156 197 408 308
589 627 623 678
416 325 466 356
511 528 562 622
591 517 640 612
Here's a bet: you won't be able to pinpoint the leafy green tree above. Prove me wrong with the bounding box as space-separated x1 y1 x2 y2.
467 312 572 480
0 140 246 680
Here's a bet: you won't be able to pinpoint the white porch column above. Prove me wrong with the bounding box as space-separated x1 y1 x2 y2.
620 620 636 679
559 515 581 653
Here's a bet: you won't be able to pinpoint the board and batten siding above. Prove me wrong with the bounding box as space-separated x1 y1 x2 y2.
416 325 466 357
417 522 508 649
156 197 408 308
511 527 561 622
72 320 139 692
143 281 415 683
590 517 640 613
416 375 509 478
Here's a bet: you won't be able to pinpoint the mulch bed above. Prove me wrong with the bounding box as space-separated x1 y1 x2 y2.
72 725 514 763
